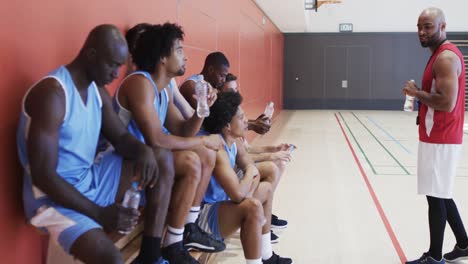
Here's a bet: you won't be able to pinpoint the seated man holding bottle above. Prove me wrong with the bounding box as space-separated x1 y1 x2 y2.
168 41 290 242
198 91 293 264
17 25 169 264
115 23 226 264
178 53 272 135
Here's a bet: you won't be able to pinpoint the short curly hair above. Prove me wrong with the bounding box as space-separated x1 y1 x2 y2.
203 92 243 134
133 22 184 73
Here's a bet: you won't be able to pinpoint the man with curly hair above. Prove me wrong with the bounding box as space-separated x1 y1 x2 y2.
220 73 292 240
115 23 226 264
198 91 293 264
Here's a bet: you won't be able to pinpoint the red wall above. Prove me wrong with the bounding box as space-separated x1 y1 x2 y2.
0 1 283 263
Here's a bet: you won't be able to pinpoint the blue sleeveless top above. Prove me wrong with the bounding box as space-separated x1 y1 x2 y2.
17 66 103 219
203 137 237 204
180 74 202 89
114 71 174 142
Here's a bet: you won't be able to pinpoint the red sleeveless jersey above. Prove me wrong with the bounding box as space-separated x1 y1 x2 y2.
418 43 465 144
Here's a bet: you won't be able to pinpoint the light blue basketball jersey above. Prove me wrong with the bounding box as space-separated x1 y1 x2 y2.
180 74 202 89
114 71 174 142
185 74 200 82
203 137 237 204
17 66 103 219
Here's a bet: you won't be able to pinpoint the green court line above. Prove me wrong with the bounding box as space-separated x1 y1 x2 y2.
338 112 377 175
379 173 413 176
351 112 411 175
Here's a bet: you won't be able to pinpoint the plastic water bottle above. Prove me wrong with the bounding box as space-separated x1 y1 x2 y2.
264 101 274 119
195 75 210 118
404 95 414 112
403 80 415 112
119 182 141 234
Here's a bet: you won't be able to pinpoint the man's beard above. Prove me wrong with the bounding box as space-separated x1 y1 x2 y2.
421 29 441 48
176 68 185 76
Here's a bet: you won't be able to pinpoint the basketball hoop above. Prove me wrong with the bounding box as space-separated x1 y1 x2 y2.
305 0 342 12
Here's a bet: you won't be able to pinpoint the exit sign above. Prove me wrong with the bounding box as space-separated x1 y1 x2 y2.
339 23 353 32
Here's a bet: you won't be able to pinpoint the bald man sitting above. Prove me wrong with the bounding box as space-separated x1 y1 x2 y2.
17 25 172 264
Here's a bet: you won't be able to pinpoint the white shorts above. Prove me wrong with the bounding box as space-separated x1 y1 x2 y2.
417 141 462 199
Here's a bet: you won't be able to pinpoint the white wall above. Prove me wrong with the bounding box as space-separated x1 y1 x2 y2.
305 0 468 32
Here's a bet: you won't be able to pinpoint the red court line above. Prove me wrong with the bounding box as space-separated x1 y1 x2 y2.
335 113 407 263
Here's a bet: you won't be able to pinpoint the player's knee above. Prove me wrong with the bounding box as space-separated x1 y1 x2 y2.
179 151 201 184
199 147 216 169
155 147 175 185
261 162 280 185
241 198 264 223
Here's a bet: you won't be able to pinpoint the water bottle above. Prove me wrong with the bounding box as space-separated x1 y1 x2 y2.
288 145 296 153
403 80 415 112
264 101 274 119
195 75 210 118
404 95 415 112
119 182 141 234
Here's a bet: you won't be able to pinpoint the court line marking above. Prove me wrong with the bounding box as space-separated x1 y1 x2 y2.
367 116 413 155
335 113 407 263
351 112 411 175
338 112 377 174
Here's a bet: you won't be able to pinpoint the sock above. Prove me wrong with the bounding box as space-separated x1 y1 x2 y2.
163 226 184 247
138 236 161 264
186 206 201 224
246 259 262 264
261 232 273 260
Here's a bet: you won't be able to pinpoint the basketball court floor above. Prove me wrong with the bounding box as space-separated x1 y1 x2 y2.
209 110 468 264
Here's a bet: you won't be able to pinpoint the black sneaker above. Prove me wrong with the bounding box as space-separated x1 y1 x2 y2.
406 252 445 264
262 252 293 264
444 244 468 262
271 214 288 229
161 241 199 264
271 230 279 244
131 257 168 264
183 222 226 252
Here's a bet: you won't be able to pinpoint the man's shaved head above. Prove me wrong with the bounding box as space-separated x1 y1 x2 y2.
420 7 446 25
83 24 127 56
80 24 128 86
417 7 447 49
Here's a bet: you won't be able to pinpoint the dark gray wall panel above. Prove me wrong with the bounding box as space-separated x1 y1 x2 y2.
283 32 468 110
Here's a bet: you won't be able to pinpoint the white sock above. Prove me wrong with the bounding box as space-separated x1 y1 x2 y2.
246 259 262 264
163 226 184 247
261 232 273 260
186 206 201 224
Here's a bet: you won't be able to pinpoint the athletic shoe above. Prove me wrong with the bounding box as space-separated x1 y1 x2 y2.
406 253 445 264
161 241 199 264
262 252 293 264
183 222 226 252
444 245 468 262
271 230 279 244
271 214 288 229
131 257 169 264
